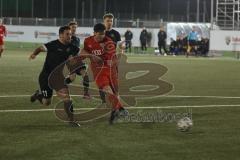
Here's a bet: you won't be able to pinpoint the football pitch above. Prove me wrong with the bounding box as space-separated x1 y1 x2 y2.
1 42 240 160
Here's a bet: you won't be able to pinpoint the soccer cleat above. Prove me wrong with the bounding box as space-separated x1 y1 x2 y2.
119 107 129 117
68 121 81 127
30 90 40 103
109 109 120 125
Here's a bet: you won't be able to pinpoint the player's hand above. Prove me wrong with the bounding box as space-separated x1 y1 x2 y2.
118 41 125 54
29 54 36 61
118 41 126 54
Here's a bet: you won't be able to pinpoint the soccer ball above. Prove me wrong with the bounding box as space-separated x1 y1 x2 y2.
177 117 193 132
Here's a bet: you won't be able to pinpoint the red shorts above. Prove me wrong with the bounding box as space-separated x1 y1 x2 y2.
0 39 4 45
94 68 118 93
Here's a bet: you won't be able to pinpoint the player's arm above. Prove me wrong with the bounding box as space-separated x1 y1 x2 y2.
29 45 46 60
79 49 102 63
116 32 125 54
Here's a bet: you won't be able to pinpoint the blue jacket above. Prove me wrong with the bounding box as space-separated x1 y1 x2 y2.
188 31 198 41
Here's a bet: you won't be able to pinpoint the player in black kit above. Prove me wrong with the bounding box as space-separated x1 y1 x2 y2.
99 13 124 103
29 26 80 127
64 21 91 99
104 13 121 45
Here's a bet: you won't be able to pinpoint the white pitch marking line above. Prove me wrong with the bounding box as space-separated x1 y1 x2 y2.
0 104 240 113
1 94 240 99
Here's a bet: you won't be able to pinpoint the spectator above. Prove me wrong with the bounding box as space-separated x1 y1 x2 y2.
169 38 178 56
176 35 184 55
157 26 168 56
124 29 133 53
140 27 148 52
198 38 209 57
187 26 198 57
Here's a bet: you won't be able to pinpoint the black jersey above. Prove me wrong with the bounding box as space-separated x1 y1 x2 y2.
71 35 80 48
105 29 121 45
42 40 79 73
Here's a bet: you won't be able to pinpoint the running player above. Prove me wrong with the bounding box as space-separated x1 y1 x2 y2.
64 21 91 99
77 23 128 124
29 26 80 127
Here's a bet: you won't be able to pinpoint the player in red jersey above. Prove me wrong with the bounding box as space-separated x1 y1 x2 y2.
0 19 7 58
77 23 128 124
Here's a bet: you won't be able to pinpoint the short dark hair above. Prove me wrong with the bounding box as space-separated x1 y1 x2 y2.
59 26 70 34
94 23 106 33
68 21 78 26
103 13 114 20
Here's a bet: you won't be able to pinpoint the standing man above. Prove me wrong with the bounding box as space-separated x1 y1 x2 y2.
29 26 80 127
103 13 122 47
124 29 133 53
0 19 7 58
140 28 148 52
187 26 198 57
157 26 168 56
64 21 91 99
78 23 128 124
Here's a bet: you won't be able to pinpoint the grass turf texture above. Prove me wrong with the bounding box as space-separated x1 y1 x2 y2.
0 42 240 160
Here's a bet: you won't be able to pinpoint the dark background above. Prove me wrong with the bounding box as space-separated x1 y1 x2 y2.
0 0 215 22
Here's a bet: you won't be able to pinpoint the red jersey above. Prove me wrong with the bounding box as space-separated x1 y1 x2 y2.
83 36 117 77
0 25 6 39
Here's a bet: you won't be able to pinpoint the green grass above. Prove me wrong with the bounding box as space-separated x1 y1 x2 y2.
1 42 240 160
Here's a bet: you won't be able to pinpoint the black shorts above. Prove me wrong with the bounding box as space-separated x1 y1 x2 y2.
189 40 197 47
38 71 53 99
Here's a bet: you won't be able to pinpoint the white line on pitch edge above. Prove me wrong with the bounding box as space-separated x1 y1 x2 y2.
1 94 240 99
0 104 240 113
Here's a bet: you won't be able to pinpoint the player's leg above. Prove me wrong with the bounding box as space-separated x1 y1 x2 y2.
186 42 192 58
144 42 147 51
101 85 128 124
158 43 162 55
56 87 80 127
163 42 168 54
125 41 128 52
31 72 53 106
64 73 76 84
99 89 106 104
129 41 132 53
79 69 91 99
141 42 144 51
95 69 129 124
